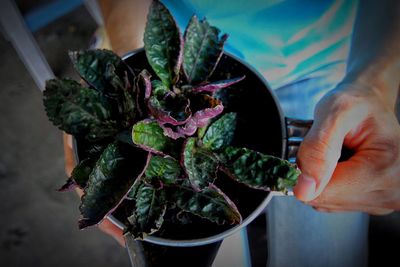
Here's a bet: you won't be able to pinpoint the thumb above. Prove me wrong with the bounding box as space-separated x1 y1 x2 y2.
293 95 363 202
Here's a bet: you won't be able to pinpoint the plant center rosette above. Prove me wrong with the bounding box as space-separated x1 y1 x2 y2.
43 1 300 241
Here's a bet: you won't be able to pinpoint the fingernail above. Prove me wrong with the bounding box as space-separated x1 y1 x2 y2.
294 174 316 201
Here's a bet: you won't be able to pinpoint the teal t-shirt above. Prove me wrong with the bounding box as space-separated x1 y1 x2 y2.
162 1 368 267
163 0 358 118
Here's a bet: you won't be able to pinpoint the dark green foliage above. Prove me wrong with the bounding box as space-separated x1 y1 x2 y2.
70 49 137 128
70 49 127 95
202 113 237 151
169 185 241 225
220 147 300 192
144 1 182 87
132 120 171 153
128 183 167 239
43 79 119 140
71 158 98 188
183 138 219 189
183 16 227 84
79 142 147 229
145 156 181 185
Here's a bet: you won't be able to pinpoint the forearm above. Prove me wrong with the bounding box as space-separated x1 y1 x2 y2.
343 0 400 108
98 0 152 56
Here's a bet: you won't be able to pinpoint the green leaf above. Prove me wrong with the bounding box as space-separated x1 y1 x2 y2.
183 138 219 189
58 157 99 192
128 183 167 238
69 49 128 94
145 155 181 185
202 112 237 151
144 1 182 87
170 184 241 225
69 50 137 127
183 16 228 84
106 63 137 128
132 120 171 154
220 147 300 192
126 178 145 200
43 79 119 140
152 80 170 97
71 158 98 188
79 142 148 229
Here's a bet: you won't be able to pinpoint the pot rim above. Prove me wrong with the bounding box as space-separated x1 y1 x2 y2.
106 48 288 247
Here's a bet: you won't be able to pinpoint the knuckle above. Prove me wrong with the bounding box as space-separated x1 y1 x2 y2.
316 91 357 115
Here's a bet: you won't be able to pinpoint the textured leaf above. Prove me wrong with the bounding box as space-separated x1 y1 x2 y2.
145 155 181 185
139 70 152 100
178 94 224 136
128 183 167 238
69 49 130 95
73 158 98 188
183 138 219 190
79 142 148 229
106 63 137 128
192 76 245 93
183 16 228 84
70 49 137 127
220 147 300 192
58 157 98 192
148 92 191 125
126 178 145 200
169 184 241 225
57 178 78 192
132 120 171 154
43 79 119 140
161 94 223 139
144 1 182 87
151 80 170 97
202 112 237 151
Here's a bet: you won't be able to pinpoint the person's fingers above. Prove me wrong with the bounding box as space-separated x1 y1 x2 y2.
98 218 125 247
305 154 398 215
312 204 394 215
294 93 367 201
63 133 76 176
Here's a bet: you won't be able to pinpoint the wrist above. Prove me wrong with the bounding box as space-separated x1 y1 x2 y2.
342 58 399 109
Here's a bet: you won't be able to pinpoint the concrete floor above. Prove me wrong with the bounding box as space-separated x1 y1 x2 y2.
0 6 130 267
0 3 399 267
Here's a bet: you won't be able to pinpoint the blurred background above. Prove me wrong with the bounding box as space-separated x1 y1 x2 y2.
0 1 399 267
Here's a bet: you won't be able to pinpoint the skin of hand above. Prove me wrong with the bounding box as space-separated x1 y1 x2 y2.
293 82 400 215
294 0 400 215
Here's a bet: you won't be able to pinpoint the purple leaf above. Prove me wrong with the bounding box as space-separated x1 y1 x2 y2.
178 102 223 136
139 70 152 100
192 76 245 93
159 95 223 138
57 178 77 192
159 124 185 140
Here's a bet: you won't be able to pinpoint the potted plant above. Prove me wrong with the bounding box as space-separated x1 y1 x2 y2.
43 1 301 266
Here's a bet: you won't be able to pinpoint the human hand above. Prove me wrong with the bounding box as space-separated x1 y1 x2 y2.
293 82 400 215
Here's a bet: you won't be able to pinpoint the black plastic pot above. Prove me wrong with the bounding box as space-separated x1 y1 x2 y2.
75 49 313 267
